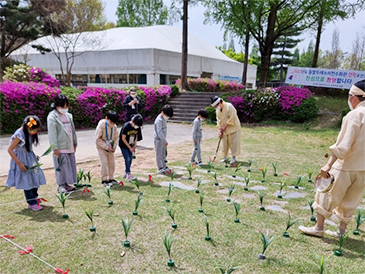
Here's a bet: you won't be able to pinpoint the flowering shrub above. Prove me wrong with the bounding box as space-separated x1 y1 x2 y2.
4 65 60 87
0 80 60 133
175 78 245 93
225 86 317 123
3 64 31 82
0 81 172 133
29 67 60 88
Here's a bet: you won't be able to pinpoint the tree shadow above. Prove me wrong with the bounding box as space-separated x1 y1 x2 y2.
0 186 11 193
67 190 98 201
321 236 365 259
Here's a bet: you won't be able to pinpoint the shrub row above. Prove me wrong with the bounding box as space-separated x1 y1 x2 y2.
206 86 318 123
0 80 174 134
175 78 245 93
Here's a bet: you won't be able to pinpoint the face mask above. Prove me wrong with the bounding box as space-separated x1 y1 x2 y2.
133 124 139 129
163 115 169 121
130 93 136 98
216 106 221 111
348 100 354 111
58 108 68 115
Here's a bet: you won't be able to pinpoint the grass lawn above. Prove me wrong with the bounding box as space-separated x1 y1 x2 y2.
0 124 364 274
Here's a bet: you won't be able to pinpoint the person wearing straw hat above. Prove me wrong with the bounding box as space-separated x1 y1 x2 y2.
123 87 144 122
210 96 241 164
299 79 365 238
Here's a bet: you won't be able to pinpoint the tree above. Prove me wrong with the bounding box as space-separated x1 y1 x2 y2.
298 40 316 67
271 30 302 83
205 0 320 87
45 0 107 86
343 30 365 70
310 0 362 68
228 37 235 52
321 29 344 69
116 0 169 27
0 0 65 80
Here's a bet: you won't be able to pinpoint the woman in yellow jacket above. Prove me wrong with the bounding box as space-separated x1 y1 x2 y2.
211 96 241 164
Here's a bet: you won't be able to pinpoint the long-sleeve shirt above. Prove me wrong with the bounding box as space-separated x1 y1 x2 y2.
95 119 119 150
123 95 144 116
192 116 202 140
330 100 365 171
216 101 241 135
153 114 167 143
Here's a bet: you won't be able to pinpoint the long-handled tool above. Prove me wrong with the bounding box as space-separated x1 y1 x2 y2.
212 137 222 162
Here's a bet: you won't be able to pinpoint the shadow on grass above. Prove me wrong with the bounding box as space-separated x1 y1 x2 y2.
321 236 365 259
68 190 98 201
15 206 69 222
0 186 11 193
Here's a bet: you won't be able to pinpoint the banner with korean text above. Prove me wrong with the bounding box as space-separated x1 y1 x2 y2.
285 67 365 89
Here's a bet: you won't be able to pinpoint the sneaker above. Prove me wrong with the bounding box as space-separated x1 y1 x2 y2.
298 225 324 238
102 180 112 187
229 157 236 164
58 185 68 194
28 204 43 211
158 168 165 174
220 157 227 163
198 161 203 167
164 167 171 173
65 184 76 192
126 173 135 180
123 173 127 178
108 179 119 185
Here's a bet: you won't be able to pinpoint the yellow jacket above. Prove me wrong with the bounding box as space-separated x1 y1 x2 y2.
216 101 241 135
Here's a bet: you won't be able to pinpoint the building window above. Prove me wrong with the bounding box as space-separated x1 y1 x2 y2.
113 74 128 84
160 74 167 85
168 75 180 85
129 74 147 84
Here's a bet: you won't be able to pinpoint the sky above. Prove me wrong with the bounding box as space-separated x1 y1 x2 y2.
104 0 365 55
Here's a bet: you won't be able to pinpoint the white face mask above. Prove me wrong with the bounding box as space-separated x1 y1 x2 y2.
133 124 139 129
348 100 354 110
216 106 221 111
58 108 68 115
163 115 169 121
130 93 136 98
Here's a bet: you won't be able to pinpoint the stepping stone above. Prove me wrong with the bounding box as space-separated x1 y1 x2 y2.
179 177 191 181
233 182 246 187
224 175 246 181
303 205 311 210
284 192 306 199
217 189 228 194
250 185 268 191
197 169 208 173
287 186 306 190
243 194 255 199
274 200 288 205
159 181 195 190
274 190 286 197
267 205 286 212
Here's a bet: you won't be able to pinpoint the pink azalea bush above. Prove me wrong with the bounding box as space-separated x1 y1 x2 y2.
0 80 60 133
225 86 317 123
29 67 60 88
175 78 245 93
0 81 171 133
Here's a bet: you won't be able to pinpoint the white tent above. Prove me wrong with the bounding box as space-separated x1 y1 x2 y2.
11 25 257 88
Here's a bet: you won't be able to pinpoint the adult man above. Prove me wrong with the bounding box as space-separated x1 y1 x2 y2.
210 96 241 164
299 79 365 237
123 87 144 122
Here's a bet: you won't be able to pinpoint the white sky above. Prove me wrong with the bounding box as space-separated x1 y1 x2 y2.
104 0 365 55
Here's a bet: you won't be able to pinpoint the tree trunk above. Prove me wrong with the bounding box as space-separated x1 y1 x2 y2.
242 33 249 86
180 0 188 91
258 5 277 87
312 4 323 68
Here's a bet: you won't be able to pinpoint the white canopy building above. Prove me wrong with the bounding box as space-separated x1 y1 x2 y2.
11 25 257 88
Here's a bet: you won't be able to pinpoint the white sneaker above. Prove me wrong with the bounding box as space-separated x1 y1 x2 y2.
198 161 203 167
158 168 165 174
126 173 135 180
123 172 127 178
220 157 227 163
230 157 236 164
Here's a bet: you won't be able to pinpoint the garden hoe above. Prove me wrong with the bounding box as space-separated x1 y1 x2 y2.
212 137 222 162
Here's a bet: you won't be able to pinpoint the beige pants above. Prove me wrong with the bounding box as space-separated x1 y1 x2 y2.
222 130 241 157
97 148 115 181
313 168 365 224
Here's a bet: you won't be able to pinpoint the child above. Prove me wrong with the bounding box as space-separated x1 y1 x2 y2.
47 94 78 194
154 105 173 174
95 111 119 186
6 116 47 211
119 114 143 180
190 109 208 166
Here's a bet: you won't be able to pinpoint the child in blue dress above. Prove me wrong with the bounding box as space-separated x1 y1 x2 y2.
6 116 47 211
